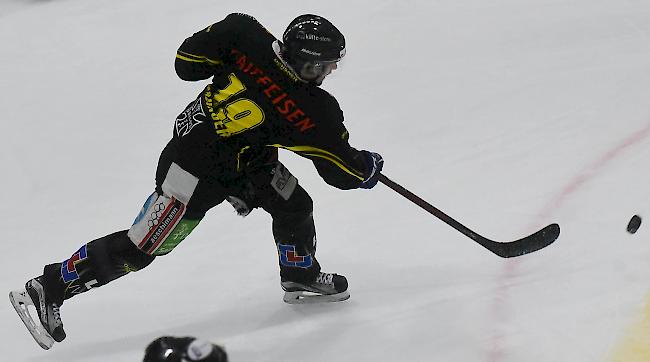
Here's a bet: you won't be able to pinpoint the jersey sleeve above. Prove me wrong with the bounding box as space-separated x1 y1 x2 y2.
174 13 256 81
286 94 371 190
310 126 370 190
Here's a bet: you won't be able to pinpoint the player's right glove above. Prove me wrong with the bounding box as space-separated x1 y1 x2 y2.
359 150 383 189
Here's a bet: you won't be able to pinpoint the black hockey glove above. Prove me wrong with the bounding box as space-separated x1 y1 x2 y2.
359 150 383 189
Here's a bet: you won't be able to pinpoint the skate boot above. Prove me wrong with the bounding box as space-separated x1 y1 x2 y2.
9 276 66 349
281 272 350 304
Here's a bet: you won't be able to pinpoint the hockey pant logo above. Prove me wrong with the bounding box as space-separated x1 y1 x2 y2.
277 244 313 268
61 245 88 283
61 245 98 295
224 162 297 217
128 163 200 255
271 162 297 200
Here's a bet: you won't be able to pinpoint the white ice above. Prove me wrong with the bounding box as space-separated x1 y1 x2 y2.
1 0 650 361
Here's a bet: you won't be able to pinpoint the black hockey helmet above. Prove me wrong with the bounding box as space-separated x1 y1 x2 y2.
281 15 345 85
282 14 346 62
143 336 228 362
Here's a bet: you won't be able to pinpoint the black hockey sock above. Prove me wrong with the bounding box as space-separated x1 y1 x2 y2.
46 230 155 302
267 187 321 283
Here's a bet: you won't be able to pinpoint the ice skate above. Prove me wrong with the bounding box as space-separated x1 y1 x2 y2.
9 277 66 350
281 272 349 304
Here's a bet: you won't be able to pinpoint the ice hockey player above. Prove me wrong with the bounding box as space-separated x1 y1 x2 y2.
9 13 384 350
143 336 228 362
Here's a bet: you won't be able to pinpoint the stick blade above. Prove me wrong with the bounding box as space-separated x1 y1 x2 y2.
488 223 560 258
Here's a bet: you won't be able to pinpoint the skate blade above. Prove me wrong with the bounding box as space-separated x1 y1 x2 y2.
283 290 350 304
9 290 55 350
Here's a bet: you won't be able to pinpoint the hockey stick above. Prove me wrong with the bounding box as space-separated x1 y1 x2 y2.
378 174 560 258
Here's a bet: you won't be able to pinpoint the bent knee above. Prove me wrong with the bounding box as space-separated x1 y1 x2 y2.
287 185 313 214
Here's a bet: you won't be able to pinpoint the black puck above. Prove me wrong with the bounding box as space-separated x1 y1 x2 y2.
627 215 642 234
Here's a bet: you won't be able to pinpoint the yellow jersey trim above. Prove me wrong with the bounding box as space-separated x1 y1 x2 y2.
270 144 364 181
176 51 222 65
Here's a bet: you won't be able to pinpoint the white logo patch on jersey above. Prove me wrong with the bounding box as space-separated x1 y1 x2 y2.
175 97 205 137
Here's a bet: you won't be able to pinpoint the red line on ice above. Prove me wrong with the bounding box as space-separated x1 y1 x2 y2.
486 122 650 362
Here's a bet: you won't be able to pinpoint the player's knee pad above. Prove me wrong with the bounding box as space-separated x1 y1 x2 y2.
270 184 313 226
286 183 313 214
128 162 201 255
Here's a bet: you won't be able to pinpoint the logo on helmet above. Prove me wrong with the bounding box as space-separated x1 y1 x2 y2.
300 48 322 57
296 31 332 42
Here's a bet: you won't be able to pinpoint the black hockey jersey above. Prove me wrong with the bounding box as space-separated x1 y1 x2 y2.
174 13 370 190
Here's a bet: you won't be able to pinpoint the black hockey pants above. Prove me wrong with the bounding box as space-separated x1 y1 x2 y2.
43 139 321 304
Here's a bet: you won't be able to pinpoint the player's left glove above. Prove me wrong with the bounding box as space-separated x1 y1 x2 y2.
359 150 383 189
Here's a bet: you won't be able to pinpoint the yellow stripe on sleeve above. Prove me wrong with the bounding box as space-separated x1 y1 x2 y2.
175 51 222 65
270 144 365 181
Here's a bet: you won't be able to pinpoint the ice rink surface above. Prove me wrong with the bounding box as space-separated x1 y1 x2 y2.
1 0 650 361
